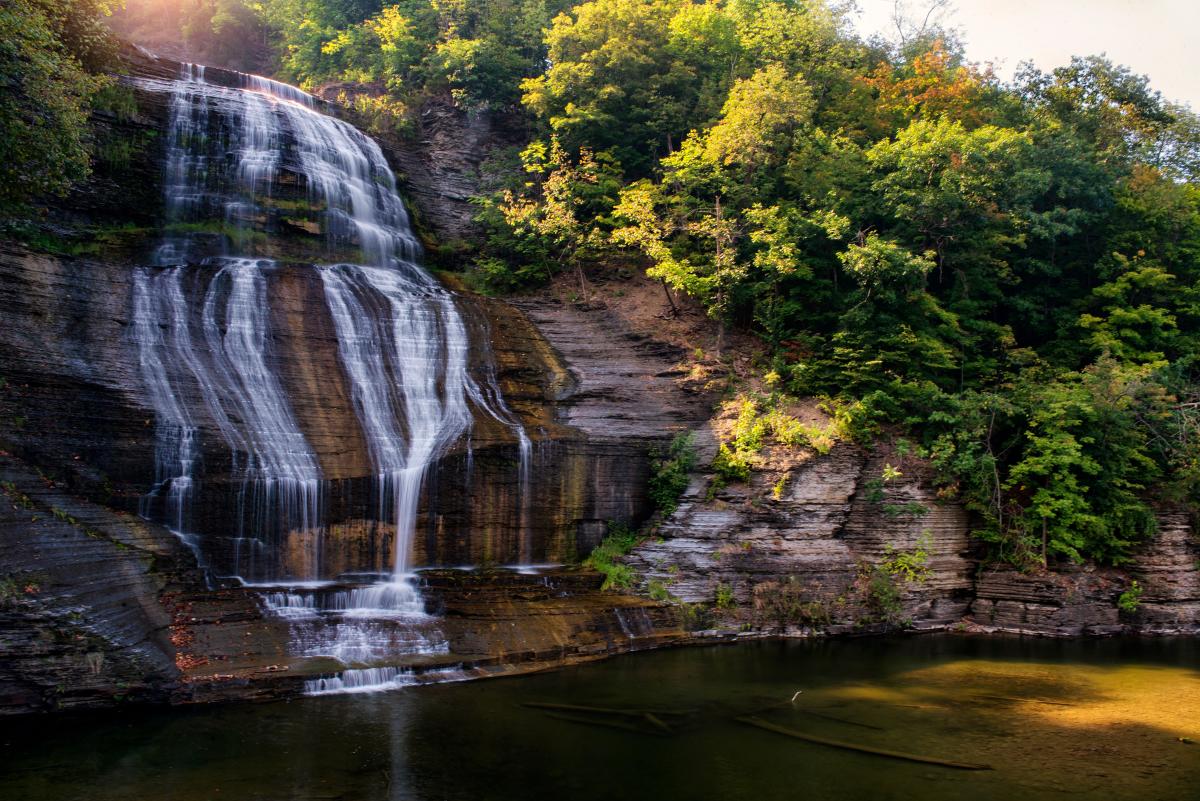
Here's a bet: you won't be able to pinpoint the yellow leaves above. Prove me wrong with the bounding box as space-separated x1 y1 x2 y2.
704 63 813 169
371 6 415 53
320 30 350 56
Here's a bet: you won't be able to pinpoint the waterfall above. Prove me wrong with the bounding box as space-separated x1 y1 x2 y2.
201 258 322 541
319 264 472 577
131 63 534 690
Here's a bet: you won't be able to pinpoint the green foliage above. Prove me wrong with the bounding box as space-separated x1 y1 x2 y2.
729 398 768 453
857 563 903 623
882 501 929 518
711 442 751 485
856 534 932 624
257 0 570 112
1117 579 1143 614
880 532 932 584
647 431 697 516
646 578 671 602
111 1 268 71
19 0 1200 569
583 521 641 590
521 0 701 174
0 0 117 215
709 393 841 491
771 471 790 500
713 582 735 610
928 360 1182 566
471 137 622 290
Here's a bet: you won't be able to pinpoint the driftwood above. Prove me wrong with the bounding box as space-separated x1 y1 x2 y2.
543 711 667 736
737 717 993 771
642 712 673 733
522 701 690 718
974 694 1075 707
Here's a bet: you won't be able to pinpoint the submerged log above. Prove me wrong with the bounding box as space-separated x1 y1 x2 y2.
974 695 1075 706
736 717 993 770
522 701 690 717
642 712 673 733
543 711 668 735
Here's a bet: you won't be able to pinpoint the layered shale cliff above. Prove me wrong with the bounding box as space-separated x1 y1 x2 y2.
1 51 1196 714
0 53 686 712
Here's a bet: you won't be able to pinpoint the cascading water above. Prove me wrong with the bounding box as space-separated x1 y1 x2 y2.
131 64 533 692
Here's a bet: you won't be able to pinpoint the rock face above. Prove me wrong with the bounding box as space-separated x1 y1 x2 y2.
623 439 975 631
1 51 1197 716
0 52 690 713
1130 509 1200 633
968 509 1200 636
0 453 189 713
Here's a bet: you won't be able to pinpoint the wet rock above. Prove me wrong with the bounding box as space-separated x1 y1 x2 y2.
0 453 188 714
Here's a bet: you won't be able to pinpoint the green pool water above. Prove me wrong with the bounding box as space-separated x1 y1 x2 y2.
2 635 1197 801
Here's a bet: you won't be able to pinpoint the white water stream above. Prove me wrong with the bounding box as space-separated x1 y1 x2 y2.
131 64 532 691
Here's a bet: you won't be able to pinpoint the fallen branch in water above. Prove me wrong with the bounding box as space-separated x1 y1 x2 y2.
522 701 690 717
736 716 992 770
543 711 668 735
974 695 1075 707
642 712 672 733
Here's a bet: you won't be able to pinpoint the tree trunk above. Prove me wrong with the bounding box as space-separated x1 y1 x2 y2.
661 279 678 316
1042 519 1048 567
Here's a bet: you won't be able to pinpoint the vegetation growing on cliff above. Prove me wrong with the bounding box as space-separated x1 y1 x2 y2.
469 0 1200 568
583 521 642 589
647 432 697 515
16 0 1200 569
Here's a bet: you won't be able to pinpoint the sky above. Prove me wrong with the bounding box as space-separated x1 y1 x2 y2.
851 0 1200 109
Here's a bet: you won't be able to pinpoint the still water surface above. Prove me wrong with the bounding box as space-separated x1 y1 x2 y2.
2 635 1198 801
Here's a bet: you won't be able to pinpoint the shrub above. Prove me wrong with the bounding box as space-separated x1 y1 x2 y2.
857 563 903 622
583 521 641 590
752 577 830 630
712 443 752 484
1117 580 1143 614
647 432 697 515
880 532 932 583
647 579 672 601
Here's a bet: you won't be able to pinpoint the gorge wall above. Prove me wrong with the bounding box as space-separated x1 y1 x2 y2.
0 51 1196 714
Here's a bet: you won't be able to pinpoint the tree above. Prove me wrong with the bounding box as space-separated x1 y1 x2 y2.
863 39 996 130
703 63 812 174
521 0 701 173
473 136 620 290
0 0 117 215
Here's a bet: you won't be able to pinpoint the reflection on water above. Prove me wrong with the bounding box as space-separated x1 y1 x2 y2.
1 636 1197 801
